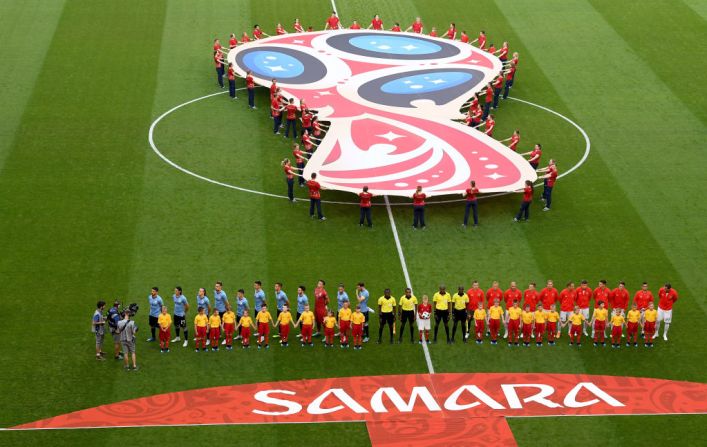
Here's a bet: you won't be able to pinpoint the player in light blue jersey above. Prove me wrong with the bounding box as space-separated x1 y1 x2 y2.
274 282 289 338
357 282 371 342
253 280 266 336
213 281 229 316
295 285 309 339
172 286 189 347
234 289 249 340
147 287 163 342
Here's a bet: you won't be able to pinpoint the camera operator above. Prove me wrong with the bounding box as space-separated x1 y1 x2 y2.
117 307 139 371
107 301 123 360
92 301 106 361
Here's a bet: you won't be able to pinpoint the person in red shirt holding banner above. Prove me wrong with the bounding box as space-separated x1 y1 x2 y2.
513 180 533 222
482 83 493 120
406 17 424 33
368 14 383 30
390 22 402 32
293 19 305 33
461 180 479 227
459 30 470 43
428 27 438 38
292 143 308 187
484 114 496 137
228 34 238 49
465 281 485 339
245 70 256 109
349 20 362 30
240 32 251 44
492 74 504 109
576 279 593 336
281 158 298 202
501 130 520 151
301 130 319 153
226 63 237 100
471 104 483 129
444 23 457 40
271 95 284 135
313 280 329 337
521 143 542 170
275 23 287 35
213 38 222 53
610 281 630 313
324 11 340 30
306 173 325 220
214 51 224 89
300 107 313 135
487 42 497 55
523 282 539 311
283 98 299 139
503 62 517 99
471 30 486 49
559 281 577 334
359 186 373 227
497 41 509 64
538 159 558 211
252 25 269 40
539 280 559 311
412 185 426 229
655 283 678 341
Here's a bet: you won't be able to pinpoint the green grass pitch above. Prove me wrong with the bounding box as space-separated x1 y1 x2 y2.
0 0 705 445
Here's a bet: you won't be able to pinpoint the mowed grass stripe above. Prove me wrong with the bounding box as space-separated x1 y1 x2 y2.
335 0 422 28
0 0 168 428
0 0 66 170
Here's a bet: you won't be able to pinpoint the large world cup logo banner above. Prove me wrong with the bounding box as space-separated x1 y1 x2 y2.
227 31 537 196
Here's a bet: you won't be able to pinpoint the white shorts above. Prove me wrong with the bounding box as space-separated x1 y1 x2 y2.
560 311 572 322
580 308 590 320
417 318 431 331
657 308 672 324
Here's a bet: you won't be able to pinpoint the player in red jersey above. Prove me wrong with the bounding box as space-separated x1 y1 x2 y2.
412 185 426 229
292 143 308 187
417 295 432 343
593 280 611 308
523 282 539 311
390 22 402 32
228 34 238 49
241 32 251 44
471 30 486 49
359 186 373 227
483 114 495 137
500 130 520 151
576 280 593 336
368 14 383 30
324 11 340 30
459 30 470 43
610 281 630 312
559 282 577 335
513 180 533 222
252 25 269 40
633 282 654 313
313 280 329 337
503 62 517 99
521 143 542 169
293 19 305 33
497 41 509 64
539 280 559 310
461 180 480 227
281 158 298 202
306 173 325 220
486 281 503 309
214 51 225 89
465 281 485 339
406 17 424 34
482 83 493 120
349 20 362 30
655 283 678 341
538 159 558 211
444 23 457 40
492 74 504 109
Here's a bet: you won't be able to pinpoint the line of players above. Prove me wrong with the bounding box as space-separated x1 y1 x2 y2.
143 279 678 352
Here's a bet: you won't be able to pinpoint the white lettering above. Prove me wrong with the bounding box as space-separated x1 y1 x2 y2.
307 388 369 415
370 386 442 413
501 384 563 409
444 385 506 410
563 382 625 408
253 390 302 416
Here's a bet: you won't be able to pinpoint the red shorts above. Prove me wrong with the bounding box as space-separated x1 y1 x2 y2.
209 327 220 338
594 320 606 332
223 323 235 335
627 322 638 334
570 324 582 336
196 326 207 338
611 325 622 338
258 322 269 335
340 320 350 333
301 324 313 338
352 323 363 336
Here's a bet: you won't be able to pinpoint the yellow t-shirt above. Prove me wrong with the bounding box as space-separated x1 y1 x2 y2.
451 293 468 311
324 316 337 328
521 310 534 324
547 311 559 323
627 309 641 323
569 313 585 326
644 309 657 323
352 312 365 324
339 308 352 322
399 295 418 311
222 311 236 324
194 314 208 327
474 308 487 320
239 316 253 328
209 314 221 328
593 308 608 322
433 292 451 310
378 296 396 313
534 310 547 324
611 315 625 327
256 310 272 324
278 311 292 325
299 310 314 325
489 305 503 320
158 313 172 329
508 307 522 320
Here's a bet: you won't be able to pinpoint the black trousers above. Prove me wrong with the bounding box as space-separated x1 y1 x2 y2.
434 309 450 341
286 178 294 201
413 205 426 228
399 310 415 341
359 207 372 226
378 312 394 342
452 309 468 341
310 198 323 218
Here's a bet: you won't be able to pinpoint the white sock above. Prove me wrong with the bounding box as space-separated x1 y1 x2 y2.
664 323 670 336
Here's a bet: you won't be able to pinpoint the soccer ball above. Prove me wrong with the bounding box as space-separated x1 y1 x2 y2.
421 311 430 319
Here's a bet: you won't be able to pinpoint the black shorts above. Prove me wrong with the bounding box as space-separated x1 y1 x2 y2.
236 315 242 324
380 312 394 325
453 309 467 322
401 310 415 322
174 315 186 328
149 315 159 328
435 309 449 322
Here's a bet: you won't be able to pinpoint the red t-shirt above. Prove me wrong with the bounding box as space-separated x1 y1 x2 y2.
529 148 542 164
214 53 222 68
485 118 495 136
485 86 493 102
493 77 503 89
658 287 678 310
359 192 373 208
229 37 237 48
576 287 592 308
465 187 479 201
294 23 304 33
246 75 254 89
302 133 313 150
610 288 629 309
253 29 263 39
411 22 423 33
276 26 286 35
460 33 469 43
546 165 558 187
301 112 312 128
412 192 426 206
593 287 611 308
506 66 516 81
478 34 486 49
509 134 520 151
445 28 456 39
487 45 496 54
539 287 559 309
350 23 361 30
227 67 235 80
327 16 340 29
472 108 482 123
498 47 509 60
213 42 222 52
307 180 321 199
286 104 297 120
371 19 383 30
283 164 294 180
634 290 654 310
418 303 432 319
391 25 401 32
293 148 306 164
560 288 577 312
315 287 329 311
466 289 484 311
313 122 322 136
523 289 539 311
241 34 251 43
429 30 438 37
522 185 532 202
486 288 503 308
504 289 522 309
271 98 281 117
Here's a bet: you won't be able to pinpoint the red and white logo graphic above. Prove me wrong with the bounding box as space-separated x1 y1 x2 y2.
13 373 707 446
227 31 537 196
